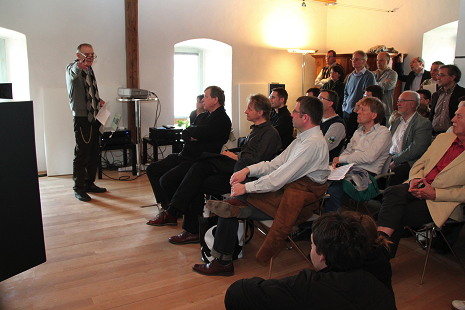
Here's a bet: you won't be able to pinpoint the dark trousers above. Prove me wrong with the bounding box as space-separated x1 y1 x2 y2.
168 158 235 233
73 117 100 190
386 162 411 187
377 183 433 255
146 154 194 206
324 180 345 213
212 205 272 261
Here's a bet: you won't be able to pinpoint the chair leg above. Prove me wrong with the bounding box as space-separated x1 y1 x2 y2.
420 226 434 285
287 236 312 265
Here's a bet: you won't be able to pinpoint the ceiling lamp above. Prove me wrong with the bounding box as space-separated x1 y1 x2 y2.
301 0 399 13
301 0 306 7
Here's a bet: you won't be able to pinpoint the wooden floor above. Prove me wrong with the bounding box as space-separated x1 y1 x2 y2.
1 171 464 310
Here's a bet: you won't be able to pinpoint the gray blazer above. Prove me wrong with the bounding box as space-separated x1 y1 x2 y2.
390 112 432 166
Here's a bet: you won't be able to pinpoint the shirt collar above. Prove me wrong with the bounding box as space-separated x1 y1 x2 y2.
353 67 367 76
296 125 320 141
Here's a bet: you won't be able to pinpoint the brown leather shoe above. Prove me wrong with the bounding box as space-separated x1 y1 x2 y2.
168 231 200 245
205 199 246 218
146 210 178 226
192 259 234 276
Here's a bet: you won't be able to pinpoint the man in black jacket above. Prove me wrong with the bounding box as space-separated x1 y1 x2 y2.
146 94 281 244
146 86 231 210
224 212 396 310
394 55 431 91
430 64 465 135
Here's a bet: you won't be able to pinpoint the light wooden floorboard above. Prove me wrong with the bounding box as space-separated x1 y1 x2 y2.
1 171 464 309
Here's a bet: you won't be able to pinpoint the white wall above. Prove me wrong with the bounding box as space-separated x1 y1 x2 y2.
0 0 462 173
326 0 460 67
0 0 126 173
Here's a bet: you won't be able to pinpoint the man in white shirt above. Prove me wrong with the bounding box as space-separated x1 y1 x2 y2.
394 55 431 91
192 96 330 276
421 61 444 93
388 91 432 185
315 50 337 88
326 97 391 212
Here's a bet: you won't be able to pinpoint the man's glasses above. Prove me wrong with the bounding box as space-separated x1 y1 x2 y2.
80 52 97 60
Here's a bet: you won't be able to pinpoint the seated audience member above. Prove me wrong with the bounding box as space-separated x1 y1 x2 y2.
269 87 294 150
388 91 432 186
188 94 205 125
373 52 398 120
192 96 330 275
377 105 465 257
315 49 337 87
416 89 432 118
430 64 465 135
365 84 387 125
393 55 431 91
421 60 444 93
321 64 345 116
343 50 376 139
446 100 465 133
318 89 346 161
146 94 281 245
347 211 393 293
224 212 397 310
146 86 231 209
325 97 391 213
306 87 320 97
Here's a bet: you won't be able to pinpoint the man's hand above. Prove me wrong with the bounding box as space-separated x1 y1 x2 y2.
230 168 250 185
331 157 340 169
231 183 246 197
409 178 436 200
389 161 396 170
222 150 238 161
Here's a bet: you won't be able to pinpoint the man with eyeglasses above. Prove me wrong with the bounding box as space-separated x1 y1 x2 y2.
315 50 337 88
430 64 465 135
66 43 107 202
342 50 376 139
388 91 432 186
192 96 330 276
421 61 444 93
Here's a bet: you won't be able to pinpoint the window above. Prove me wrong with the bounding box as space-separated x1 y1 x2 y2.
0 39 7 83
174 50 202 119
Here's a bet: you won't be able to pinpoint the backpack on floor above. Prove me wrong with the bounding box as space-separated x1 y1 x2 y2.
199 215 254 263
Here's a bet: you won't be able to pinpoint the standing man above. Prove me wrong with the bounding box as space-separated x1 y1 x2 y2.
388 91 432 186
315 50 337 87
430 65 465 135
342 50 376 139
394 55 431 91
146 86 231 209
269 87 294 150
192 96 329 275
373 52 398 119
421 61 445 93
66 43 107 202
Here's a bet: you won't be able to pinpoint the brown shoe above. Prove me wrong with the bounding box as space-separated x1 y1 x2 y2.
146 210 178 226
205 199 246 218
192 259 234 276
168 231 200 245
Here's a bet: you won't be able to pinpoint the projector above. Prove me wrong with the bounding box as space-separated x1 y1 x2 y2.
118 88 150 99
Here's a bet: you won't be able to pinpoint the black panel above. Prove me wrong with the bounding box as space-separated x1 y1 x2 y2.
0 101 46 282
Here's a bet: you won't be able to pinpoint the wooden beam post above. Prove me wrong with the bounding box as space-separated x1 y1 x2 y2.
125 0 139 143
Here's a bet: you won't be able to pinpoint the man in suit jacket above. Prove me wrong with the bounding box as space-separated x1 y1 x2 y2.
377 105 465 257
430 64 465 135
388 91 432 185
394 55 431 91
